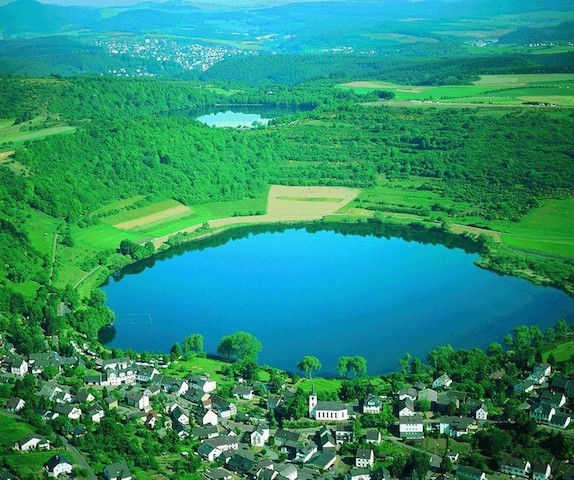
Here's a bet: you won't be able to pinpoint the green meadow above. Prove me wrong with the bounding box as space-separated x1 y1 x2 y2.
493 198 574 257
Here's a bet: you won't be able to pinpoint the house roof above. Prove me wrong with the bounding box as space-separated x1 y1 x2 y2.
103 459 131 479
356 449 373 459
309 451 337 469
45 455 72 471
315 400 347 412
501 457 530 469
532 463 551 475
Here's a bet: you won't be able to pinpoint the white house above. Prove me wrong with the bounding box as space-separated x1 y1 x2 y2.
125 392 150 411
136 366 159 383
251 421 270 447
309 388 349 421
399 415 424 439
88 403 105 423
473 403 488 421
17 434 51 451
232 385 254 401
549 413 571 429
54 404 82 420
532 463 552 480
398 387 417 401
397 398 415 417
10 358 28 377
457 466 486 480
529 402 555 424
500 457 531 478
45 455 73 478
189 375 217 393
355 449 374 469
365 431 381 445
432 374 452 389
361 395 381 414
6 396 25 412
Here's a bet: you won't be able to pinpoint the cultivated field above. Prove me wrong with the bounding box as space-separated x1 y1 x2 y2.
338 74 574 107
267 185 360 216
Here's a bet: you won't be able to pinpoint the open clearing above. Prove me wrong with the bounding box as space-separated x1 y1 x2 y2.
0 150 14 163
0 125 76 144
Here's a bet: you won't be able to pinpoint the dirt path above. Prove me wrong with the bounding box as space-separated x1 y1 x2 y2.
48 230 58 286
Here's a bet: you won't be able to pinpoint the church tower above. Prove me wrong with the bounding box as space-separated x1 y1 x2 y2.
308 384 317 418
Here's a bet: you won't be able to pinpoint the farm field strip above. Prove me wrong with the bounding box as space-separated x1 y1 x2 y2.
114 204 191 230
0 125 76 143
339 74 574 107
100 199 187 225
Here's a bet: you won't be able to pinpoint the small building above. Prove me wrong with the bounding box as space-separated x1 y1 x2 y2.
432 374 452 389
397 398 415 417
500 457 531 478
232 385 254 401
188 374 217 393
10 357 28 377
6 397 25 413
250 421 270 447
347 467 372 480
88 403 105 423
539 390 567 409
549 412 571 429
365 430 381 445
456 466 486 480
361 395 382 414
16 434 51 451
309 450 337 470
355 449 374 469
532 463 551 480
398 387 417 401
529 401 555 424
399 414 424 439
44 455 73 478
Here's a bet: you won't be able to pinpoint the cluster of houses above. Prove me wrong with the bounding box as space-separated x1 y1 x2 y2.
516 364 573 430
2 333 574 480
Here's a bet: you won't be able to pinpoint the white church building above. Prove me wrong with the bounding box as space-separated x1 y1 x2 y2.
309 386 349 421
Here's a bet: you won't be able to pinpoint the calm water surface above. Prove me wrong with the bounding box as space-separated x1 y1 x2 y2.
102 228 574 374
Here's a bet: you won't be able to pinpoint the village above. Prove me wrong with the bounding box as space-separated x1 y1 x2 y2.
1 327 573 480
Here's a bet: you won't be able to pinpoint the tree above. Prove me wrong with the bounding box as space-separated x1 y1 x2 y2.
296 356 322 379
337 356 351 378
183 334 203 356
338 355 367 378
217 331 262 362
170 343 182 360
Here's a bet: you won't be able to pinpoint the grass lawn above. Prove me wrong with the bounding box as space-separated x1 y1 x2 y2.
421 437 472 456
4 449 72 479
164 355 234 385
296 377 343 397
543 339 574 363
93 195 145 216
0 415 35 446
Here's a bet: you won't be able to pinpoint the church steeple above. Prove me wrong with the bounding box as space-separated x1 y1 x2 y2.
308 384 317 417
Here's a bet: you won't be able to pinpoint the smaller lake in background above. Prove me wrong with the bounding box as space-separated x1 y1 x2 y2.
168 105 312 128
196 110 271 128
101 225 574 374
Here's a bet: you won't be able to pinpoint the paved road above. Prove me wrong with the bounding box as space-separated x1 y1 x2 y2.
60 436 97 480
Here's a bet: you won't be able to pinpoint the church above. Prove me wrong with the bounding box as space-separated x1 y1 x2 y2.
308 386 349 421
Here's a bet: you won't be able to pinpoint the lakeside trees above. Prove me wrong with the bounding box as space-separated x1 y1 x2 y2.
296 356 322 379
217 331 262 362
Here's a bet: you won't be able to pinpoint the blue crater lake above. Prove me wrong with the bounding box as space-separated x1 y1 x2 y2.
101 225 574 374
